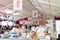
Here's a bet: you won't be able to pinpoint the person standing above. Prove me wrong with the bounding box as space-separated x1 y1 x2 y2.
35 24 48 40
30 31 38 40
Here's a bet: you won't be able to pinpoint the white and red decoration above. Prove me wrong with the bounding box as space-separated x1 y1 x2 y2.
38 13 43 19
16 17 30 25
13 0 23 10
55 17 60 38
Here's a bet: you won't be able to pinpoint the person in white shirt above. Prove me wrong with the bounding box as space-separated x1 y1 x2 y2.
35 25 48 40
31 25 36 31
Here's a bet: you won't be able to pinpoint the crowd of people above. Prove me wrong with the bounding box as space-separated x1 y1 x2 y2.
0 21 50 40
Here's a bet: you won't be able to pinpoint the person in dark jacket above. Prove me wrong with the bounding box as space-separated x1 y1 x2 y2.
57 34 60 40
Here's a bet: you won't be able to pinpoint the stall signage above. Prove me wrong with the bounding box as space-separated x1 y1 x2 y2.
13 0 23 10
32 10 38 18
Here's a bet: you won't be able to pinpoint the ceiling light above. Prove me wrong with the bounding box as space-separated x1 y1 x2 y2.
5 9 13 14
13 13 20 15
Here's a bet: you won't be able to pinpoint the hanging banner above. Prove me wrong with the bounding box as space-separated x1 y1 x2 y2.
32 10 38 18
13 0 23 10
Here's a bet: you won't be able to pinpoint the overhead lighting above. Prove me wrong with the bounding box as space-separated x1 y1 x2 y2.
5 9 13 14
13 13 20 15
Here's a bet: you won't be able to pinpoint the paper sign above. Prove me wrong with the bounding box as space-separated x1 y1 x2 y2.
13 0 23 10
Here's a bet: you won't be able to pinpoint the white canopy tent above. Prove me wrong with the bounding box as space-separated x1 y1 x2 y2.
0 0 60 20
